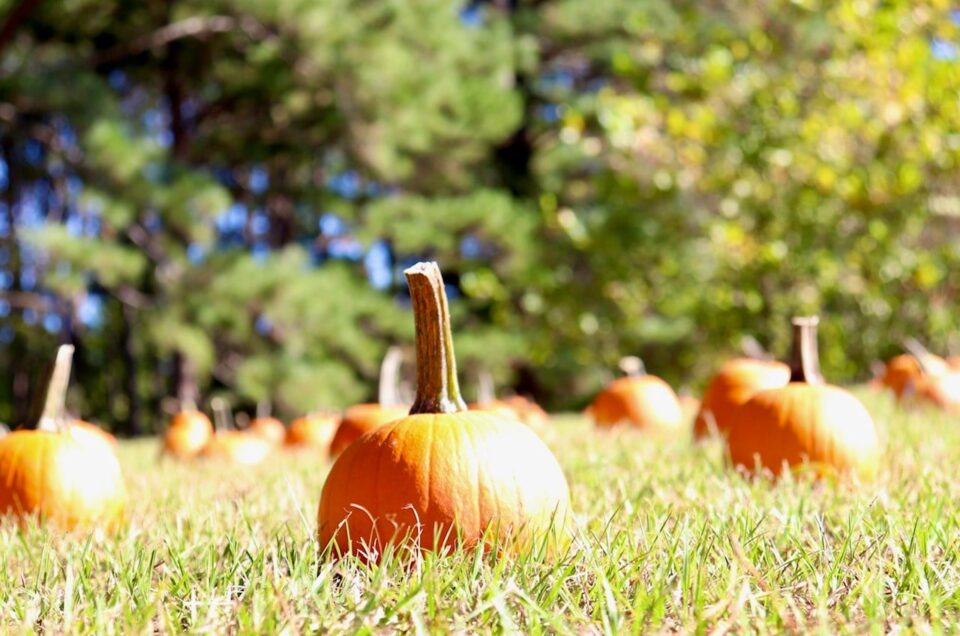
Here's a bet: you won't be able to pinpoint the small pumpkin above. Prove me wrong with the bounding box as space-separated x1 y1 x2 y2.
201 431 272 465
248 416 286 445
914 370 960 413
589 357 683 432
329 346 411 458
726 317 880 480
285 412 339 450
247 403 286 445
471 396 550 429
693 358 790 439
163 408 214 459
0 346 126 530
201 398 272 465
318 262 570 558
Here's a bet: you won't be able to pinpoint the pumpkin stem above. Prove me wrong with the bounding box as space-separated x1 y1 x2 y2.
211 397 231 431
789 316 824 384
32 344 75 432
477 370 496 403
618 356 645 377
378 345 405 406
404 262 466 414
902 337 937 376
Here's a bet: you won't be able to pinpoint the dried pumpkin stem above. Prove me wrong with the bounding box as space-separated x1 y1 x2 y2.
789 316 824 384
34 344 75 432
378 345 405 406
404 262 466 414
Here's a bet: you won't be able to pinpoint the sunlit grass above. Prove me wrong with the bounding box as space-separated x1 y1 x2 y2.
2 388 959 632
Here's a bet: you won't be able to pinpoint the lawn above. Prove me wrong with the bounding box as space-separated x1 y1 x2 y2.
1 388 958 633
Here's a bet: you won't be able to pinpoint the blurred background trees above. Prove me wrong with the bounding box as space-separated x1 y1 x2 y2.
1 0 959 431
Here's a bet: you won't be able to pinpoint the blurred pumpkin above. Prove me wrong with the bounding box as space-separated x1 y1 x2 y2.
727 317 880 480
0 346 126 531
471 396 549 429
247 401 286 444
69 419 118 449
329 403 408 458
163 409 214 459
248 416 286 444
201 431 272 465
318 262 570 559
285 412 339 450
329 347 410 458
693 358 790 439
914 371 960 414
201 398 272 465
588 357 683 432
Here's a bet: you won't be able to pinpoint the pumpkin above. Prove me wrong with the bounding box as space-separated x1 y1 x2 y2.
318 262 570 558
471 396 549 429
248 416 286 445
914 371 960 414
589 358 683 432
201 430 272 465
285 412 339 450
329 403 409 458
329 347 411 458
69 419 118 449
0 346 126 530
200 398 272 464
726 317 880 480
693 358 790 439
163 409 214 459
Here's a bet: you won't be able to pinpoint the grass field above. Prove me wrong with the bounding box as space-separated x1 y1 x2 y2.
2 388 958 633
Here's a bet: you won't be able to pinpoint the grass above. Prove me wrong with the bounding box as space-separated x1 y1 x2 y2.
2 387 960 633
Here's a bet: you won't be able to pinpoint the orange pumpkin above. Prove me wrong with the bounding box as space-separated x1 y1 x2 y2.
248 416 286 445
471 396 549 428
914 371 960 414
318 262 570 559
589 369 683 432
201 430 272 465
0 346 126 530
727 317 880 480
693 358 790 439
163 409 214 459
69 419 118 448
285 412 339 450
329 403 409 458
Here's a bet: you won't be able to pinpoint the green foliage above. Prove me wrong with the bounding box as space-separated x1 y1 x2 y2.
2 0 960 428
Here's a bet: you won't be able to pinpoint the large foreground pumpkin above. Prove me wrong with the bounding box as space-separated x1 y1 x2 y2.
589 358 683 432
727 317 880 480
0 346 126 530
318 262 570 558
693 358 789 439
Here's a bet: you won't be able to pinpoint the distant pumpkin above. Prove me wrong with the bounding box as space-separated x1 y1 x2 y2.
285 412 339 450
726 317 880 480
248 416 286 445
329 404 409 458
201 431 272 465
589 364 683 432
693 358 790 439
163 409 214 459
